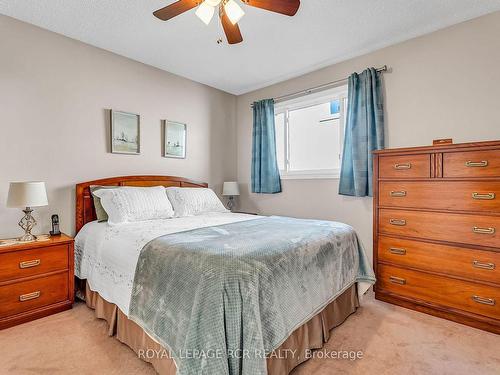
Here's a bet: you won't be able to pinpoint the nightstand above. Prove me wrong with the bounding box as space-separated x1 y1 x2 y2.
0 234 74 329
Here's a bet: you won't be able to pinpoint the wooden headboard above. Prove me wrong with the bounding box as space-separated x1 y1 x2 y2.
75 175 208 234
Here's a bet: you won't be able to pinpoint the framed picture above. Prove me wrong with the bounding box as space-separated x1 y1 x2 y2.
110 110 140 154
163 120 186 159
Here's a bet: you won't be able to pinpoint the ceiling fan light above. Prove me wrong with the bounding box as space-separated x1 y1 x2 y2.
205 0 222 6
224 0 245 25
195 2 215 25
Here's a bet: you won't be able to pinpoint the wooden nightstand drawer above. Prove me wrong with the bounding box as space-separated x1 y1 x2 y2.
0 273 69 318
378 154 430 179
444 150 500 178
0 244 69 282
378 264 500 320
378 236 500 284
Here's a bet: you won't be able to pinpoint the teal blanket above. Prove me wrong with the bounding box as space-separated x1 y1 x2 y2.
129 216 375 375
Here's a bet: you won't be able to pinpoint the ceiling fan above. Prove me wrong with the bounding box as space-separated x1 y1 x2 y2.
153 0 300 45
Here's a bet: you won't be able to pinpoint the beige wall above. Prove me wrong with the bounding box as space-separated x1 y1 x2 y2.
235 12 500 262
0 16 237 238
3 11 500 255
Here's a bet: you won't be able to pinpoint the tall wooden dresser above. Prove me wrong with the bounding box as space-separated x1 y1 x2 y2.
373 140 500 333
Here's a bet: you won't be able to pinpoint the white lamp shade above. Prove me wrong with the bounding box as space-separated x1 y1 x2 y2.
224 0 245 25
7 181 48 208
223 182 240 196
195 1 215 25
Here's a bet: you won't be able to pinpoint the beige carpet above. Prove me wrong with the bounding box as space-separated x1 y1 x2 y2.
1 292 499 375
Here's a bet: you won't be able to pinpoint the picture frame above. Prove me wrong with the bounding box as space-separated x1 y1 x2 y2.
163 120 187 159
110 110 140 155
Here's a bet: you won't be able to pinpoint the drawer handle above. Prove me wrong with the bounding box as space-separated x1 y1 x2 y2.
472 192 495 200
472 260 495 270
389 247 406 255
389 276 406 285
472 295 495 306
394 163 411 170
19 259 41 269
390 191 407 197
389 219 406 226
19 291 41 302
472 226 495 235
465 160 488 168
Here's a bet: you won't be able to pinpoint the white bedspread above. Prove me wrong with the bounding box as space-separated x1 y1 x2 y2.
74 213 260 315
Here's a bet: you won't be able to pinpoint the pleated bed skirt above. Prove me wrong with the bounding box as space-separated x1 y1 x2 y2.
84 281 359 375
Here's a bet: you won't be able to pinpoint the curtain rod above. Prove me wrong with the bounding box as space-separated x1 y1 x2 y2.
251 65 388 108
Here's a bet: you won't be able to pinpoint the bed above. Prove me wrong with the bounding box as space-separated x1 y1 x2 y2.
74 175 375 375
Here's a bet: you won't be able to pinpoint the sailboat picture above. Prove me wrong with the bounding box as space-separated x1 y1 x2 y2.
110 110 140 154
163 120 186 159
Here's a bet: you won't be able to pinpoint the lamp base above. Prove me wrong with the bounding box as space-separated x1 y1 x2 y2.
18 207 37 242
18 233 37 242
227 196 236 212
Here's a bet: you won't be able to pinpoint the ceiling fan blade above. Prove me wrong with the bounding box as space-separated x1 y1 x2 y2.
221 10 243 45
242 0 300 16
153 0 200 21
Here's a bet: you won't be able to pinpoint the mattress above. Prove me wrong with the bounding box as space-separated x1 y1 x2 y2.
74 212 261 314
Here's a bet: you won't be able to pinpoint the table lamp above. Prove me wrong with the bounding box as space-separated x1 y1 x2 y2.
7 181 48 242
222 182 240 211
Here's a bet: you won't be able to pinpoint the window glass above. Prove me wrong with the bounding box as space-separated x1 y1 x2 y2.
274 112 286 170
273 87 347 178
288 103 341 171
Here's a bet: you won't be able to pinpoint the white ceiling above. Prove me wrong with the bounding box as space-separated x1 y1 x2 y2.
1 0 500 95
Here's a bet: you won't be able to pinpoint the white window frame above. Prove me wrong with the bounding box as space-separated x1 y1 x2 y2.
274 85 348 180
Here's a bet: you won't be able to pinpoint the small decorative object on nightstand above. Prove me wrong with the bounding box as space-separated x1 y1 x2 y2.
0 234 74 329
7 182 48 242
222 182 240 211
50 214 61 236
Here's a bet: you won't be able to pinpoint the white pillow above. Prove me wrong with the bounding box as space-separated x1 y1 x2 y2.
166 187 229 217
92 186 174 225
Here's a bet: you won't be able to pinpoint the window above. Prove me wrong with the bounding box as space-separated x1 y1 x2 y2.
274 86 348 179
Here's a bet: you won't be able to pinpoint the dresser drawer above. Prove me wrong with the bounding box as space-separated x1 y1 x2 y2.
378 236 500 284
0 272 69 318
0 244 69 282
379 181 500 212
378 264 500 320
379 209 500 248
378 154 430 179
444 150 500 178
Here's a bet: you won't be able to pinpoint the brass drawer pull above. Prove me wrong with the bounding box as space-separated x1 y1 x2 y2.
19 259 41 269
389 276 406 285
472 192 495 200
390 191 407 197
472 226 496 235
465 160 488 168
394 163 411 170
472 260 495 270
472 295 495 306
389 247 406 255
389 219 406 226
19 291 41 302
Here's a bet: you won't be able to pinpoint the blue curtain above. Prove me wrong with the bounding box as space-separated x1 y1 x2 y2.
251 99 282 194
339 68 385 197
